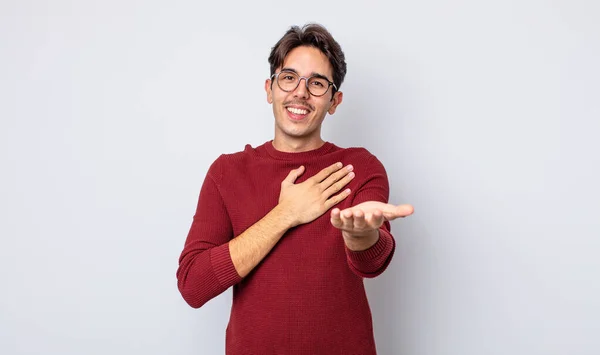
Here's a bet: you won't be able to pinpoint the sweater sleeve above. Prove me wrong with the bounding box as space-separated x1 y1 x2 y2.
345 155 396 278
176 159 242 308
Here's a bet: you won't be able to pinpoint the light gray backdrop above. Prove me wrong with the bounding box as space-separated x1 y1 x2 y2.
1 1 598 354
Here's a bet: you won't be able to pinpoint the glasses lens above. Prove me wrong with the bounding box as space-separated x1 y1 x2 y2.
277 72 299 91
307 77 330 96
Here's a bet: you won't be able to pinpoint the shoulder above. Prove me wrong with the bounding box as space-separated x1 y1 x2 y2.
206 142 267 180
336 145 384 168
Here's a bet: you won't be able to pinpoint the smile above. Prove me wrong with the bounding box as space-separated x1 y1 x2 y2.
287 107 309 115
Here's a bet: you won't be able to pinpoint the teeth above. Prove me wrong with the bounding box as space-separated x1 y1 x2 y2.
287 107 308 115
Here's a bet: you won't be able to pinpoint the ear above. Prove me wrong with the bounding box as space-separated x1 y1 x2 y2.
327 91 343 115
265 79 273 104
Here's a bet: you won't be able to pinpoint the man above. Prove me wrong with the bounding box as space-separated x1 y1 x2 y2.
177 23 414 354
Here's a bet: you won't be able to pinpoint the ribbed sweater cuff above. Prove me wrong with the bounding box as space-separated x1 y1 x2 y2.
346 228 395 277
211 243 242 288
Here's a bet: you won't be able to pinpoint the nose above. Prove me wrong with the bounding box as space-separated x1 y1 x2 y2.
293 77 310 99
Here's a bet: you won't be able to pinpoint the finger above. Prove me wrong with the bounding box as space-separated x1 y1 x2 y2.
321 164 353 189
281 166 305 186
367 209 385 229
322 169 354 197
311 162 343 183
352 209 367 229
330 208 344 228
324 188 351 210
340 209 355 229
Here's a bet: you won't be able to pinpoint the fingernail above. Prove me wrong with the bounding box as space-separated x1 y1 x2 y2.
348 172 355 178
337 162 343 168
346 165 353 171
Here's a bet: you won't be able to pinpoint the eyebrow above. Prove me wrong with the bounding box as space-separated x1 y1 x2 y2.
281 67 332 82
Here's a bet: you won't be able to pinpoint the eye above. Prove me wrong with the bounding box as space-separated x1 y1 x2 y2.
310 79 326 88
281 73 297 82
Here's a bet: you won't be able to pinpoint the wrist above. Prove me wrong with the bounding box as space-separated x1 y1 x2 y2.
343 229 379 251
271 204 298 229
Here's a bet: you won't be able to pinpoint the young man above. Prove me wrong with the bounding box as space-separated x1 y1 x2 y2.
177 23 414 354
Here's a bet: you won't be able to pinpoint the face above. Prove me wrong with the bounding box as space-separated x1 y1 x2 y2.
265 45 343 150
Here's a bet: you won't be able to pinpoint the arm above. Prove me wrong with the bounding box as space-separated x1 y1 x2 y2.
330 156 414 278
176 172 239 309
177 161 355 308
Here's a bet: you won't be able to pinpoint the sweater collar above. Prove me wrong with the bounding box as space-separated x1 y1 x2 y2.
262 140 336 160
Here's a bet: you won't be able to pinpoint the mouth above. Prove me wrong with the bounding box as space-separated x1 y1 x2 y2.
285 105 311 121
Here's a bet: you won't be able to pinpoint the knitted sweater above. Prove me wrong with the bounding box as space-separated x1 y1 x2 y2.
177 141 395 355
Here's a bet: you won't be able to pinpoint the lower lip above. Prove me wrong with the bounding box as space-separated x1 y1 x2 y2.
286 109 309 121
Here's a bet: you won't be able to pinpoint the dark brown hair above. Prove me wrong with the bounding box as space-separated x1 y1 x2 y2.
268 23 347 93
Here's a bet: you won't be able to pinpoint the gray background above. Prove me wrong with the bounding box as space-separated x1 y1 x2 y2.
1 0 599 354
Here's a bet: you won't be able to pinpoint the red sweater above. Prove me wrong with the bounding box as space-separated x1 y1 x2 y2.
177 141 395 355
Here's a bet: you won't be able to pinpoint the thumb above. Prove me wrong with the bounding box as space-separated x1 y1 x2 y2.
382 204 414 220
282 166 305 185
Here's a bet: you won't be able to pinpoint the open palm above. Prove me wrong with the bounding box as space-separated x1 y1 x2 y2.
330 201 414 235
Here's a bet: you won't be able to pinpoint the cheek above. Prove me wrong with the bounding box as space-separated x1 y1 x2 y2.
273 91 288 105
318 101 333 115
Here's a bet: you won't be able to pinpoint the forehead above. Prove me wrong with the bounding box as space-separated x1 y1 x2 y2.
281 46 333 78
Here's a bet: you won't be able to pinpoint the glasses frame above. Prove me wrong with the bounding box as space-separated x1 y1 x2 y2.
271 71 338 97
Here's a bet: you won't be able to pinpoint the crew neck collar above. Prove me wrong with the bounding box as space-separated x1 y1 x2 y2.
263 141 336 160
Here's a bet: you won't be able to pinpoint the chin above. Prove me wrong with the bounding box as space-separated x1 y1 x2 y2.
283 129 309 138
276 125 311 138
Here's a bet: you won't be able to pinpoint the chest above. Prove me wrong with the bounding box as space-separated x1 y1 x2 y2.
217 160 361 238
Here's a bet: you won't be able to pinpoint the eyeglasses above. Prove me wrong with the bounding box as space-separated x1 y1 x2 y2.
271 70 337 97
